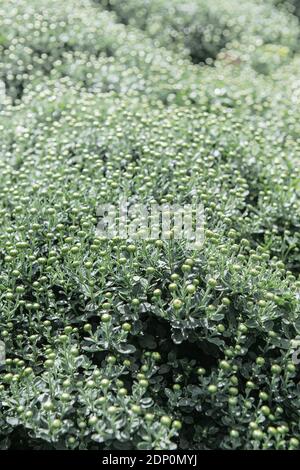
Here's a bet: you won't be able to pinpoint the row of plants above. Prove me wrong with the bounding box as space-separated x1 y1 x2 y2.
0 83 299 448
0 0 199 101
0 0 299 451
1 0 299 104
97 0 299 70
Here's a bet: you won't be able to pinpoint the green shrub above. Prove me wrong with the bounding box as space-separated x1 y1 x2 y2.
0 83 299 449
271 0 300 18
0 0 299 451
0 0 199 101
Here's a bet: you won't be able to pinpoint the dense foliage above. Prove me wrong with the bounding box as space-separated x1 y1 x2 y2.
0 0 299 451
98 0 299 66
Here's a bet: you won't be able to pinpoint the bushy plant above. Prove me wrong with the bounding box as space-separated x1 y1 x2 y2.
98 0 299 65
0 0 201 102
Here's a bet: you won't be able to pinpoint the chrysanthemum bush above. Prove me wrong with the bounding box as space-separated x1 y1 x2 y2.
0 0 300 451
97 0 299 68
0 0 298 103
272 0 300 18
